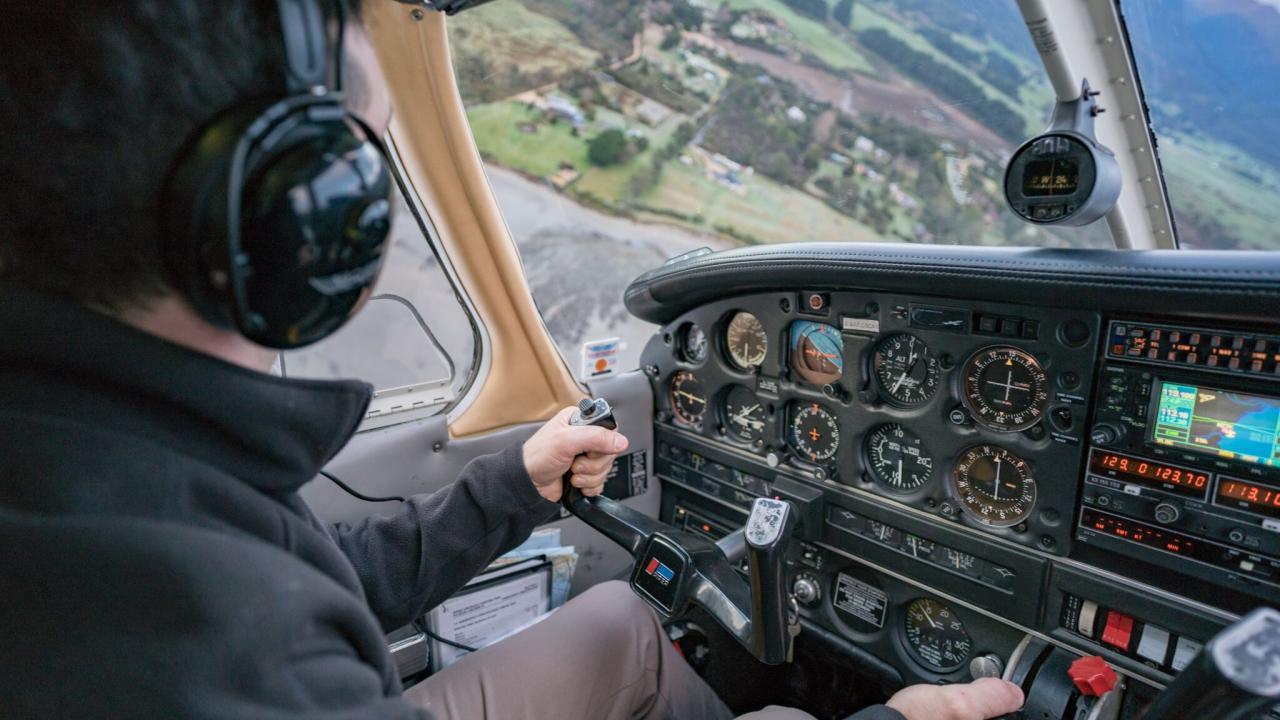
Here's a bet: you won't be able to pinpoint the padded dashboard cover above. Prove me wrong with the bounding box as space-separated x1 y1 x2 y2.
623 243 1280 325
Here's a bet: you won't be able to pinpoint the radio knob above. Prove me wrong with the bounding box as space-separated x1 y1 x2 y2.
1153 502 1182 524
792 575 820 605
1090 423 1124 446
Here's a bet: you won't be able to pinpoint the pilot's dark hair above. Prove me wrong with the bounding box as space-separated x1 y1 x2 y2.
0 1 364 312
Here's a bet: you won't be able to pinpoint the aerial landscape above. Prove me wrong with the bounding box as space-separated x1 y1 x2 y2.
442 0 1280 369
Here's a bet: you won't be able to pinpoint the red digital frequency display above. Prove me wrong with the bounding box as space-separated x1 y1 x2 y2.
1079 509 1220 566
1089 450 1210 498
1215 477 1280 519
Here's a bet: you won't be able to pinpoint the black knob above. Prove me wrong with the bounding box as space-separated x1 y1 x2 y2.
1090 423 1123 446
1154 502 1181 524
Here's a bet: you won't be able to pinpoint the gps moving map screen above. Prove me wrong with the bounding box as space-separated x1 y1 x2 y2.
1153 382 1280 467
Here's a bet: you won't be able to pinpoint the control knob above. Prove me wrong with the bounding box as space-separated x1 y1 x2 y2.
969 654 1005 680
1089 423 1124 447
1153 502 1181 525
792 575 820 605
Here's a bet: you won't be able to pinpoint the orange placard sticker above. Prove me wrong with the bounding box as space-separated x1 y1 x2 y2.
581 337 622 379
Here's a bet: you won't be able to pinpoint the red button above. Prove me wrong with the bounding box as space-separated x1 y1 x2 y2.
1068 655 1117 696
1101 611 1134 651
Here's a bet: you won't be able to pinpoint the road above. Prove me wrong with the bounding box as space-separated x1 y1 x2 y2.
286 164 737 396
485 164 736 372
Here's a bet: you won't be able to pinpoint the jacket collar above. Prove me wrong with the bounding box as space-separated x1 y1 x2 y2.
0 283 372 493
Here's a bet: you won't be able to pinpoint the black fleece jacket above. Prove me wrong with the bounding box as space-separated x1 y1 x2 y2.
0 285 560 718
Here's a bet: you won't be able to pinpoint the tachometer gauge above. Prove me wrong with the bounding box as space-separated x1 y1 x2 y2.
789 321 843 386
873 333 940 406
680 323 708 364
865 424 933 492
960 346 1049 431
726 311 768 370
789 403 840 462
951 445 1036 527
722 385 767 446
903 598 973 672
668 370 707 427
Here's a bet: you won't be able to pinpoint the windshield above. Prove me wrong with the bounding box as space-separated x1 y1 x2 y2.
1123 0 1280 250
450 0 1113 253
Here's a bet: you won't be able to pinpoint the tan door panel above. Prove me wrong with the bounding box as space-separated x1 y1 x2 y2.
364 4 583 436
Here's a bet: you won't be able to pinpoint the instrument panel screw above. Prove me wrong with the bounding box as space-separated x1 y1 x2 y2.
432 442 443 452
644 364 660 378
1039 535 1056 548
865 302 879 316
779 298 791 313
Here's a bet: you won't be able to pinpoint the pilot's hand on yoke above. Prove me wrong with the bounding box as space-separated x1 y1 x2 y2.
523 406 629 502
886 677 1024 720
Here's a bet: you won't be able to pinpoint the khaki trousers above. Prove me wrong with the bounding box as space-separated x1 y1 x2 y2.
405 580 815 720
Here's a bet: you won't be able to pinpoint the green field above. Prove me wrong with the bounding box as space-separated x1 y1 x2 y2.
1159 131 1280 250
447 1 599 97
848 5 1043 133
642 159 881 243
466 102 591 177
723 0 876 74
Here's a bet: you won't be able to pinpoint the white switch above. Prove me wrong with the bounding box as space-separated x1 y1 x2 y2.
1078 600 1099 638
1171 636 1203 671
1137 624 1171 663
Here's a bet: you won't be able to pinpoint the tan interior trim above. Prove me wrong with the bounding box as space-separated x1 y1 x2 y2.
364 4 584 436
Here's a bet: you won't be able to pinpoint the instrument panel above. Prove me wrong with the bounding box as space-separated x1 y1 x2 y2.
645 290 1101 554
643 287 1280 694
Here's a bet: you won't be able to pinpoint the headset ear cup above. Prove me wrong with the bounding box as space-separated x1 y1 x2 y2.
161 104 269 328
231 111 393 348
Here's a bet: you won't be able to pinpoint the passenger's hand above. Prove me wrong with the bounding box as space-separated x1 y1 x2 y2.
523 406 629 503
885 678 1024 720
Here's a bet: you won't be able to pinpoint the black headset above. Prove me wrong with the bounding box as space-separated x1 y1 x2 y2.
162 0 393 349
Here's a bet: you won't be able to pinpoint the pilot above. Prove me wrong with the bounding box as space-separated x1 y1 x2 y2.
0 3 1023 719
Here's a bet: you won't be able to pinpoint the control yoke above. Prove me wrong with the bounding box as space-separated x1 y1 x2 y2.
564 398 799 665
1141 607 1280 720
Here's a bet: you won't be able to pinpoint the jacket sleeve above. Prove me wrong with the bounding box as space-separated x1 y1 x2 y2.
328 444 563 630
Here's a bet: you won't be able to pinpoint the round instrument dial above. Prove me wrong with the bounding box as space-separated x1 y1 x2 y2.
726 312 768 370
960 346 1049 431
723 385 767 446
951 445 1037 527
669 370 707 427
903 598 973 672
873 333 941 406
789 321 843 386
789 403 840 463
681 323 708 364
865 424 934 492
